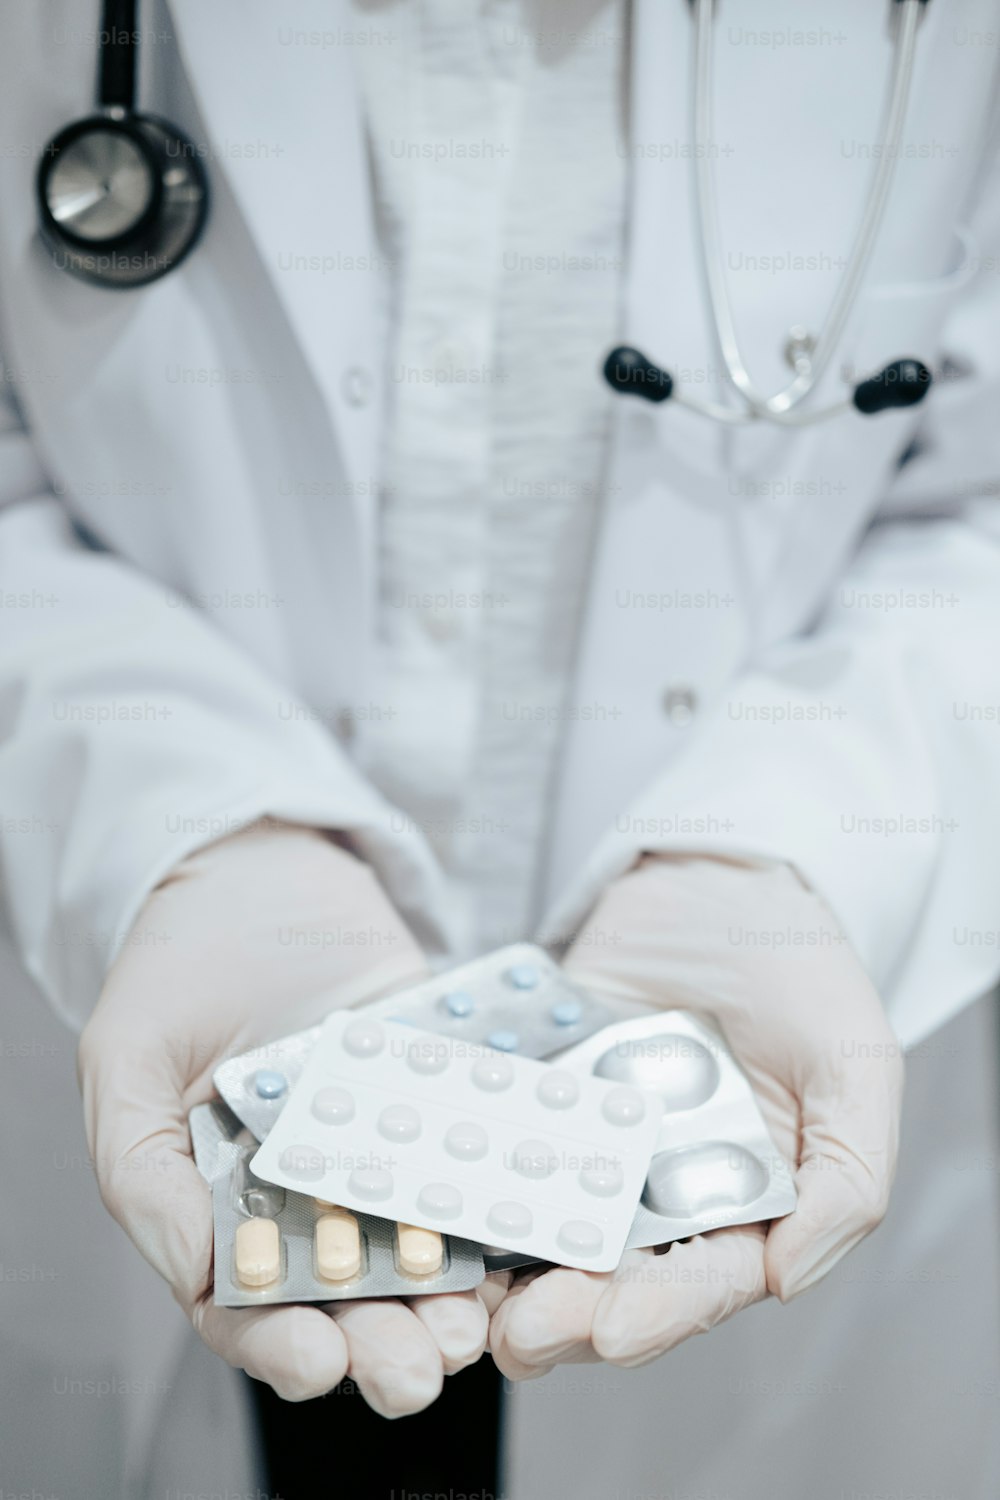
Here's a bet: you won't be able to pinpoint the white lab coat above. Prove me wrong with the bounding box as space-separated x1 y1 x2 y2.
1 0 998 1493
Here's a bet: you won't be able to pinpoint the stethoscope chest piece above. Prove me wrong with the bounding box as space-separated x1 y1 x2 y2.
37 110 208 288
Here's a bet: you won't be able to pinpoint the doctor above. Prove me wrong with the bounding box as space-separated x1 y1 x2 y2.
1 0 999 1496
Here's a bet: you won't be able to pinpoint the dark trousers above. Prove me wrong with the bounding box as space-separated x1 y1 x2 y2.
248 1358 505 1500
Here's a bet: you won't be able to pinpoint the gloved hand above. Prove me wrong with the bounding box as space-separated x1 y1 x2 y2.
490 854 904 1377
78 820 490 1416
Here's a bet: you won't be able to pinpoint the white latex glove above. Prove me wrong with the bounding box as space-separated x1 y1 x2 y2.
490 854 904 1378
78 821 490 1416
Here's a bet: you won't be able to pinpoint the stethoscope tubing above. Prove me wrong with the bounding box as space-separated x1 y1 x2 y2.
692 0 924 424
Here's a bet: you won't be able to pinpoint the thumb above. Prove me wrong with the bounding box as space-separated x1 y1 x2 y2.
764 1041 904 1301
78 1030 214 1306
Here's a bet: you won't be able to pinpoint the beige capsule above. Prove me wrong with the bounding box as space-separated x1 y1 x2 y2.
315 1208 362 1282
235 1217 281 1288
396 1222 443 1277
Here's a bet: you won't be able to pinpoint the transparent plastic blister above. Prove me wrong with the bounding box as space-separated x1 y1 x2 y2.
556 1013 797 1247
188 1101 485 1307
249 1014 662 1273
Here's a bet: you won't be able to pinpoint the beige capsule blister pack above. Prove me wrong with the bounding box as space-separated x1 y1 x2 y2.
189 1100 485 1307
556 1012 797 1247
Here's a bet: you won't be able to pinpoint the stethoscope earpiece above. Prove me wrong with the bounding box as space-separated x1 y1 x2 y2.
603 347 673 404
37 1 208 288
852 358 933 416
605 346 934 422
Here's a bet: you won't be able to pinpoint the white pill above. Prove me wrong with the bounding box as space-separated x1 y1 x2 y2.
444 1121 489 1161
396 1222 444 1277
487 1201 533 1238
579 1162 624 1197
315 1209 362 1282
342 1018 385 1058
311 1086 355 1126
472 1055 514 1092
235 1217 281 1288
509 1139 558 1180
601 1085 647 1126
348 1168 394 1202
536 1071 580 1110
417 1182 463 1221
407 1039 450 1076
557 1220 604 1258
278 1144 326 1183
378 1103 422 1143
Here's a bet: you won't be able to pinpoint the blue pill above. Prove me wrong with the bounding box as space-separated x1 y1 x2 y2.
551 999 583 1026
252 1068 288 1100
505 964 540 991
443 990 476 1018
487 1029 520 1052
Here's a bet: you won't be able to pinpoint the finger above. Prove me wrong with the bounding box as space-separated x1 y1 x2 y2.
591 1232 767 1367
408 1289 489 1374
190 1299 350 1401
489 1267 609 1379
765 1044 904 1301
328 1298 445 1417
477 1269 514 1319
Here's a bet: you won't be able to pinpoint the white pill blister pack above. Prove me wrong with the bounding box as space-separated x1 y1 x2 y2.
189 1100 485 1306
250 1014 663 1273
557 1013 798 1248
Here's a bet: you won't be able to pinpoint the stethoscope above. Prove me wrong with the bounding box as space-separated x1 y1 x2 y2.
605 0 934 422
38 0 932 423
36 0 207 288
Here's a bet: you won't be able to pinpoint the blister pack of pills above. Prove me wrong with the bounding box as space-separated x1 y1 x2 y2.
214 1026 322 1143
212 944 617 1146
365 944 615 1059
189 1100 485 1306
557 1013 797 1248
213 949 615 1144
249 1014 663 1273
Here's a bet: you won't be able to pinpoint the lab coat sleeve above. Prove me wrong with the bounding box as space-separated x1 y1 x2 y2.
0 412 424 1028
545 189 1000 1049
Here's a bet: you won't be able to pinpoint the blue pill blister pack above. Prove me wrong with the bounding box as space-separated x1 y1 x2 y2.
364 944 613 1058
213 945 615 1144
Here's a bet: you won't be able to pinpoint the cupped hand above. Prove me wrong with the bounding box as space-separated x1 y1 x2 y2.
79 821 489 1416
490 855 903 1377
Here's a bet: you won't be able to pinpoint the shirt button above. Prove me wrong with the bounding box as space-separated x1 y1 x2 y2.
663 685 697 726
341 365 374 407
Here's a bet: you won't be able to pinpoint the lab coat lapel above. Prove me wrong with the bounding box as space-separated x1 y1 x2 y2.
165 0 380 499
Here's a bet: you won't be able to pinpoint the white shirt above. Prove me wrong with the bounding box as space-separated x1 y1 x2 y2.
350 0 629 955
